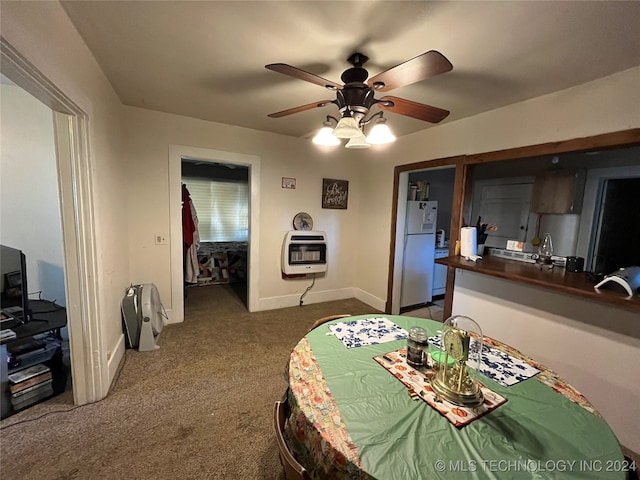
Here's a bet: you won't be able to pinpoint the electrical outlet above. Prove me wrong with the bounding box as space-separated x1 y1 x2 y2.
154 234 167 245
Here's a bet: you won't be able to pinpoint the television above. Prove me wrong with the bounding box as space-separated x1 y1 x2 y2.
0 244 32 327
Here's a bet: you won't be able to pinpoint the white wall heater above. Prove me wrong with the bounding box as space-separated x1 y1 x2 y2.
282 231 328 275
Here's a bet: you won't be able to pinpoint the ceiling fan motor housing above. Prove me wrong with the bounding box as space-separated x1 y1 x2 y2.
341 66 369 84
336 86 376 121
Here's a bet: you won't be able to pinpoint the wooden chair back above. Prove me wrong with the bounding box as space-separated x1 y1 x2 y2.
273 400 311 480
309 314 351 332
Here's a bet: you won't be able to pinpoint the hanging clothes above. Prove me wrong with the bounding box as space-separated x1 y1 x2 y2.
182 183 200 283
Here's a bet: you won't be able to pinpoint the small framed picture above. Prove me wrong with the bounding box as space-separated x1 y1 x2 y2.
322 178 349 209
282 177 296 189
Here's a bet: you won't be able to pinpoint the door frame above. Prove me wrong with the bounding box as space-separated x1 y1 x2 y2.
577 165 640 270
1 38 105 404
388 159 463 315
168 145 260 321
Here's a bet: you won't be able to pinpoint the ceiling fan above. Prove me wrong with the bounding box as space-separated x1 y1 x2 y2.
265 50 453 127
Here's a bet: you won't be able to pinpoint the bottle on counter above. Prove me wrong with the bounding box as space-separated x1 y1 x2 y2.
537 233 554 264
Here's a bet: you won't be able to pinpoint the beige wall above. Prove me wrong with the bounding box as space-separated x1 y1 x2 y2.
121 106 375 314
1 1 130 385
0 84 66 305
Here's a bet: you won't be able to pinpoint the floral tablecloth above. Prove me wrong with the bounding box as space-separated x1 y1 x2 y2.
286 337 367 479
286 316 611 480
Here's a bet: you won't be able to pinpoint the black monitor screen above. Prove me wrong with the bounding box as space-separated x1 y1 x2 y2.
1 244 31 325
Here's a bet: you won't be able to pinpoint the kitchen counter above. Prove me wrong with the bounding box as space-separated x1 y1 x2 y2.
436 255 640 313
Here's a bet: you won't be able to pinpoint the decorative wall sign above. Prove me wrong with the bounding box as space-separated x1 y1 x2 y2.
282 177 296 189
322 178 349 209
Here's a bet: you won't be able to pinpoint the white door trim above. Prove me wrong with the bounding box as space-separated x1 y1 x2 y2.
1 37 105 404
168 145 260 321
391 172 410 315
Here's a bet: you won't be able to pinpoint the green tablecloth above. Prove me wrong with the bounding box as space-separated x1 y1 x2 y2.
301 315 624 480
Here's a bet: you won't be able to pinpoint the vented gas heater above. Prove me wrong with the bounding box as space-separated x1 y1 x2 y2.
282 231 328 275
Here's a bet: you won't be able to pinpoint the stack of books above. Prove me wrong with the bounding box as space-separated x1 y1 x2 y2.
8 364 54 411
0 329 16 341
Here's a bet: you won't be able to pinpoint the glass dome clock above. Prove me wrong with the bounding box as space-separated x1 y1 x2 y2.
431 315 484 407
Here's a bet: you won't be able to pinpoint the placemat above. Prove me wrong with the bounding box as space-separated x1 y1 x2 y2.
374 348 507 428
429 335 540 386
328 317 408 348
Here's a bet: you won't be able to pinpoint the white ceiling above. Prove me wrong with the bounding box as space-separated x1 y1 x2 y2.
60 1 640 140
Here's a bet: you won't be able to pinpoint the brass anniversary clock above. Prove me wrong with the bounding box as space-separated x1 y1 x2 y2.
431 316 484 407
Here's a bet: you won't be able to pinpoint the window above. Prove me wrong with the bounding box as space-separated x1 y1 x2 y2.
182 177 248 242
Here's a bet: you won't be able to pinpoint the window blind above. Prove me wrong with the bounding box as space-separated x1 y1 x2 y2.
182 177 248 242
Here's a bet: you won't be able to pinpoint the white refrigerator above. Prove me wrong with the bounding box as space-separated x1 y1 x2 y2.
400 201 438 308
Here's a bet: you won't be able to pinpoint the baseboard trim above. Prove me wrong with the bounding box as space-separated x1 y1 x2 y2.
258 287 379 311
164 308 180 324
107 334 125 391
176 286 385 314
353 288 386 312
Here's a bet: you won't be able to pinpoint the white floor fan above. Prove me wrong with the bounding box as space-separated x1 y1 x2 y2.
121 283 166 351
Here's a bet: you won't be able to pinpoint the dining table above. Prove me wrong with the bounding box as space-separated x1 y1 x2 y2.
284 314 630 480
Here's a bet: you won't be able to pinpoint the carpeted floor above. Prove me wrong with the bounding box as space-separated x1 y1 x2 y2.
2 287 637 478
0 284 380 480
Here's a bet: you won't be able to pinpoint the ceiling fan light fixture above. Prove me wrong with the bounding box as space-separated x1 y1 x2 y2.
365 116 396 144
345 133 371 149
333 115 362 139
266 50 453 137
312 125 340 146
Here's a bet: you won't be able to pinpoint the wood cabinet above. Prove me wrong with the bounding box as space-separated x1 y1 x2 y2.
531 169 586 214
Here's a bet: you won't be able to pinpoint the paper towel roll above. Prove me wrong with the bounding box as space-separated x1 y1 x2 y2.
460 227 477 257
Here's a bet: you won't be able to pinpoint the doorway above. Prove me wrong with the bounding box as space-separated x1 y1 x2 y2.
591 177 640 274
391 166 456 315
169 145 260 322
1 39 105 405
181 160 249 307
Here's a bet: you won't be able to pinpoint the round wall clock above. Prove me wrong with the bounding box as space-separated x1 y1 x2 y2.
293 212 313 230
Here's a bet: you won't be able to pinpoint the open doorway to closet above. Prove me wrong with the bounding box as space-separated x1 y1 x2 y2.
181 160 249 307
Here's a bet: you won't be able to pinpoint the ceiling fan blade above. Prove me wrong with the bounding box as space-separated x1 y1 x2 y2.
267 100 335 118
266 63 342 90
377 96 450 123
367 50 453 92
